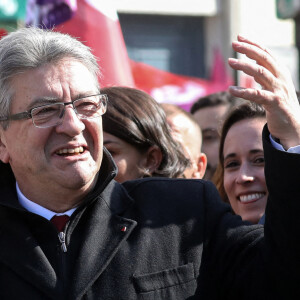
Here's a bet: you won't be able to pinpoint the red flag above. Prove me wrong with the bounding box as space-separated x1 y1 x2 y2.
0 28 7 39
26 1 232 108
27 0 135 87
131 49 234 111
55 0 134 87
131 60 211 111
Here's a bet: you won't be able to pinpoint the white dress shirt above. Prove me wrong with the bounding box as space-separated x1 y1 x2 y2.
16 183 77 220
270 134 300 153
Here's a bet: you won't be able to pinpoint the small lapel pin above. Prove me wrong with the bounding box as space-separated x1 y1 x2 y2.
121 226 127 232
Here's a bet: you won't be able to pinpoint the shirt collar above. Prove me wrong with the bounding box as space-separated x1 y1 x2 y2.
16 182 77 220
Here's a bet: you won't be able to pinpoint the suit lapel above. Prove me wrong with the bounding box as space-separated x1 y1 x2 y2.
69 181 137 299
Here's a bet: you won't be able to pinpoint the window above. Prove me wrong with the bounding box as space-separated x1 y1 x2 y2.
119 14 206 78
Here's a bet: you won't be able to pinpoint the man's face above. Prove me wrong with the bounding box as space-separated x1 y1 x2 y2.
193 104 228 180
0 59 103 204
166 113 207 179
166 113 200 162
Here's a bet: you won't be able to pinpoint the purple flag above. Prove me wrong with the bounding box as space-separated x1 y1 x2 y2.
26 0 77 28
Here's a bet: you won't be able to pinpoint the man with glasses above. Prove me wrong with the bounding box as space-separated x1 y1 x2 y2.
0 94 108 129
0 27 299 299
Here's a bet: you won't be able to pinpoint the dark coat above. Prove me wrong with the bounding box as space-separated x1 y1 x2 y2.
0 127 298 299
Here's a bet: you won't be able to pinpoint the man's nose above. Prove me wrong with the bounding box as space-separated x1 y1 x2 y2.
55 105 85 136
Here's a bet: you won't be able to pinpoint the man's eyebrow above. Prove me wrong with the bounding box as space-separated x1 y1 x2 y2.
28 96 62 109
28 92 99 109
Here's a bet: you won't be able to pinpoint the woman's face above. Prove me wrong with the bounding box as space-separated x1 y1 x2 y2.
103 132 148 183
223 118 267 223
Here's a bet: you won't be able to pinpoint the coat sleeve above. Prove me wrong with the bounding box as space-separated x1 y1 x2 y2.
198 179 266 299
262 124 300 295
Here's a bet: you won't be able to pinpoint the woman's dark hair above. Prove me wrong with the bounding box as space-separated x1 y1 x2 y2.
212 103 266 203
101 86 190 178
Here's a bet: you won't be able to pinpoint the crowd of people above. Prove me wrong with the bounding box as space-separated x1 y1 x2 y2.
0 27 299 299
101 85 268 225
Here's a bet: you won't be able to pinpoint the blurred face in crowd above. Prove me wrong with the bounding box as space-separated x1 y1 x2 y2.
103 132 149 182
193 104 229 180
0 59 103 209
166 113 206 179
223 118 267 223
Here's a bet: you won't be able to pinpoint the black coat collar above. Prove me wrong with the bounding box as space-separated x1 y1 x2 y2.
0 148 138 299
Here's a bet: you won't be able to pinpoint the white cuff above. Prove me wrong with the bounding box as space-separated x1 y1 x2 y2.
269 134 300 153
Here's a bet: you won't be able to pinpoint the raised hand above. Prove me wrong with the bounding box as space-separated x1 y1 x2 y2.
228 35 300 150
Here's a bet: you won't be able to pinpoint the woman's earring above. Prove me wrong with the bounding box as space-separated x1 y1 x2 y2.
143 168 151 177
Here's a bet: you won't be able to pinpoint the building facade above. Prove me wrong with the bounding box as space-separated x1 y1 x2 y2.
113 0 298 87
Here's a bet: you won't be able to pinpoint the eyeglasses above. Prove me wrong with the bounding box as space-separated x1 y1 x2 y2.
0 93 108 128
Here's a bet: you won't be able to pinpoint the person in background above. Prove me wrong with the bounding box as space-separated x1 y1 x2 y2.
213 103 267 224
161 103 207 179
101 86 190 182
190 91 243 180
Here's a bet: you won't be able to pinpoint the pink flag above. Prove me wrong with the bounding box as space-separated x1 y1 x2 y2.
209 48 233 88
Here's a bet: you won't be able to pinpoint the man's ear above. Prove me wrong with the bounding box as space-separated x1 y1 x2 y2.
143 145 163 175
192 153 207 179
0 130 10 163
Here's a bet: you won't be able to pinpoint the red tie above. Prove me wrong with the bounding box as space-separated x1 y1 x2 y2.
50 215 70 232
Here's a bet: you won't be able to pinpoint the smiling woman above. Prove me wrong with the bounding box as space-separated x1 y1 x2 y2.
213 103 267 224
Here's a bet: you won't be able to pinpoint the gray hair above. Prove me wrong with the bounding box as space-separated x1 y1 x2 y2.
0 27 100 129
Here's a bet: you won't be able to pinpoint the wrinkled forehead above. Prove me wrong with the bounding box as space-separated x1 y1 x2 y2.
9 59 99 108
